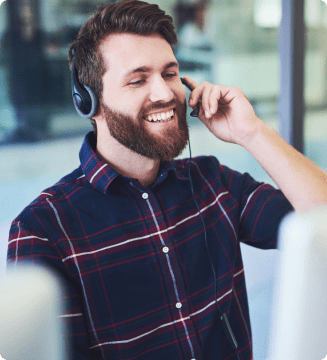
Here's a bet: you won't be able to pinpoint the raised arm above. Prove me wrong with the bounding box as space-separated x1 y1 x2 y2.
182 76 327 213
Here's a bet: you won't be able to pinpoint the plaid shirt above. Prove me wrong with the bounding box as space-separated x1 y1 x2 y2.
8 132 292 360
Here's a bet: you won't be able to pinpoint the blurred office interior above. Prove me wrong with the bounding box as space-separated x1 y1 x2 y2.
0 0 327 359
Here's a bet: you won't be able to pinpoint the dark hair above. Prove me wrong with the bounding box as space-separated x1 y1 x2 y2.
69 0 178 134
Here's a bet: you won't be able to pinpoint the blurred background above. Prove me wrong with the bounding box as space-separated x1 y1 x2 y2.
0 0 326 358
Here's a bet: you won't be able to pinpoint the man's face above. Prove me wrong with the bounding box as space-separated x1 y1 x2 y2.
98 33 189 160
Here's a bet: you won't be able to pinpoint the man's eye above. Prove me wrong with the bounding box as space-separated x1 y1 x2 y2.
165 73 176 78
129 80 145 85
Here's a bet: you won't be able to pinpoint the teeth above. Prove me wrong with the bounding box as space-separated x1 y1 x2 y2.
145 109 174 122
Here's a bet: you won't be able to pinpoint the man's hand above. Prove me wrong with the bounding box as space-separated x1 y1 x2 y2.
182 76 327 213
183 76 262 146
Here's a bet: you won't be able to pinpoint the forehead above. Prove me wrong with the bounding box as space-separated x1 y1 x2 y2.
99 33 177 79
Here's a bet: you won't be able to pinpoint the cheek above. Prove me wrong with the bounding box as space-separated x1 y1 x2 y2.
102 87 144 116
175 84 186 103
131 98 149 119
101 86 119 109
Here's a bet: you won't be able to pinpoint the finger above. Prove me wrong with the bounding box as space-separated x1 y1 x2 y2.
181 76 202 108
218 86 243 103
190 83 206 110
201 83 215 119
208 86 222 115
181 75 199 90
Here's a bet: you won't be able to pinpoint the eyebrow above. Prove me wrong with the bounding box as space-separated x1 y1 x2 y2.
123 61 179 79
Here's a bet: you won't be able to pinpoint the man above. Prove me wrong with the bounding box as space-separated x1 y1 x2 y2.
7 1 327 359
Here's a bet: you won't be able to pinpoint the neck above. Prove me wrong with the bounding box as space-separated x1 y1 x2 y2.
96 126 160 188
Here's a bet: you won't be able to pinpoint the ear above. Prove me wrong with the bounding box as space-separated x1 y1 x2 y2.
92 103 104 122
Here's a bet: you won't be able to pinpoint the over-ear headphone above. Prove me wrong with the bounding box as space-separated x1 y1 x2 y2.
71 48 99 119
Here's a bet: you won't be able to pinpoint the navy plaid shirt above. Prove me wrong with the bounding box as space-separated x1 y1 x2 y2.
8 132 293 360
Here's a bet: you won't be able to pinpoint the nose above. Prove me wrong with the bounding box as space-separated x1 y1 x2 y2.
148 77 174 103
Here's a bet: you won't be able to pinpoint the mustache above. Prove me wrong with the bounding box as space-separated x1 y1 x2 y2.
140 99 178 116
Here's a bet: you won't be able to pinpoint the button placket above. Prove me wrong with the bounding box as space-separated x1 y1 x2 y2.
134 185 200 359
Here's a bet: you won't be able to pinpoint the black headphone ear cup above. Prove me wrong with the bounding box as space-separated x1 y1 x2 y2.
71 49 99 119
74 85 98 119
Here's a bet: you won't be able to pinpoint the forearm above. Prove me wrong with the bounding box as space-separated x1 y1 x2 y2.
242 122 327 213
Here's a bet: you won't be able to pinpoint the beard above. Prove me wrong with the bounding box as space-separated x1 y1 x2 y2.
101 98 189 161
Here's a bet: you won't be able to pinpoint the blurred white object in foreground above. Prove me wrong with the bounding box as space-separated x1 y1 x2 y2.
0 265 66 360
268 207 327 360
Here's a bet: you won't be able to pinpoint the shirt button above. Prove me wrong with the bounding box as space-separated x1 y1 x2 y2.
176 302 182 309
163 246 169 253
142 193 149 199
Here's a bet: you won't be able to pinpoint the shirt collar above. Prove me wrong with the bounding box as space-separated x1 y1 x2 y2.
79 132 189 193
79 132 120 194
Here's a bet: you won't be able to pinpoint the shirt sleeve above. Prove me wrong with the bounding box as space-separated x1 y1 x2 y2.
218 161 294 249
7 218 92 359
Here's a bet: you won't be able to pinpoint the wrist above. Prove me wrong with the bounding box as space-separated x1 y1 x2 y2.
238 117 267 150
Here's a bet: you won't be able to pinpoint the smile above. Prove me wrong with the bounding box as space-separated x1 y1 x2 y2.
144 109 175 123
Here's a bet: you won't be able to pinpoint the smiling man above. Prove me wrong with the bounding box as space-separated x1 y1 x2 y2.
95 32 189 181
7 1 327 360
